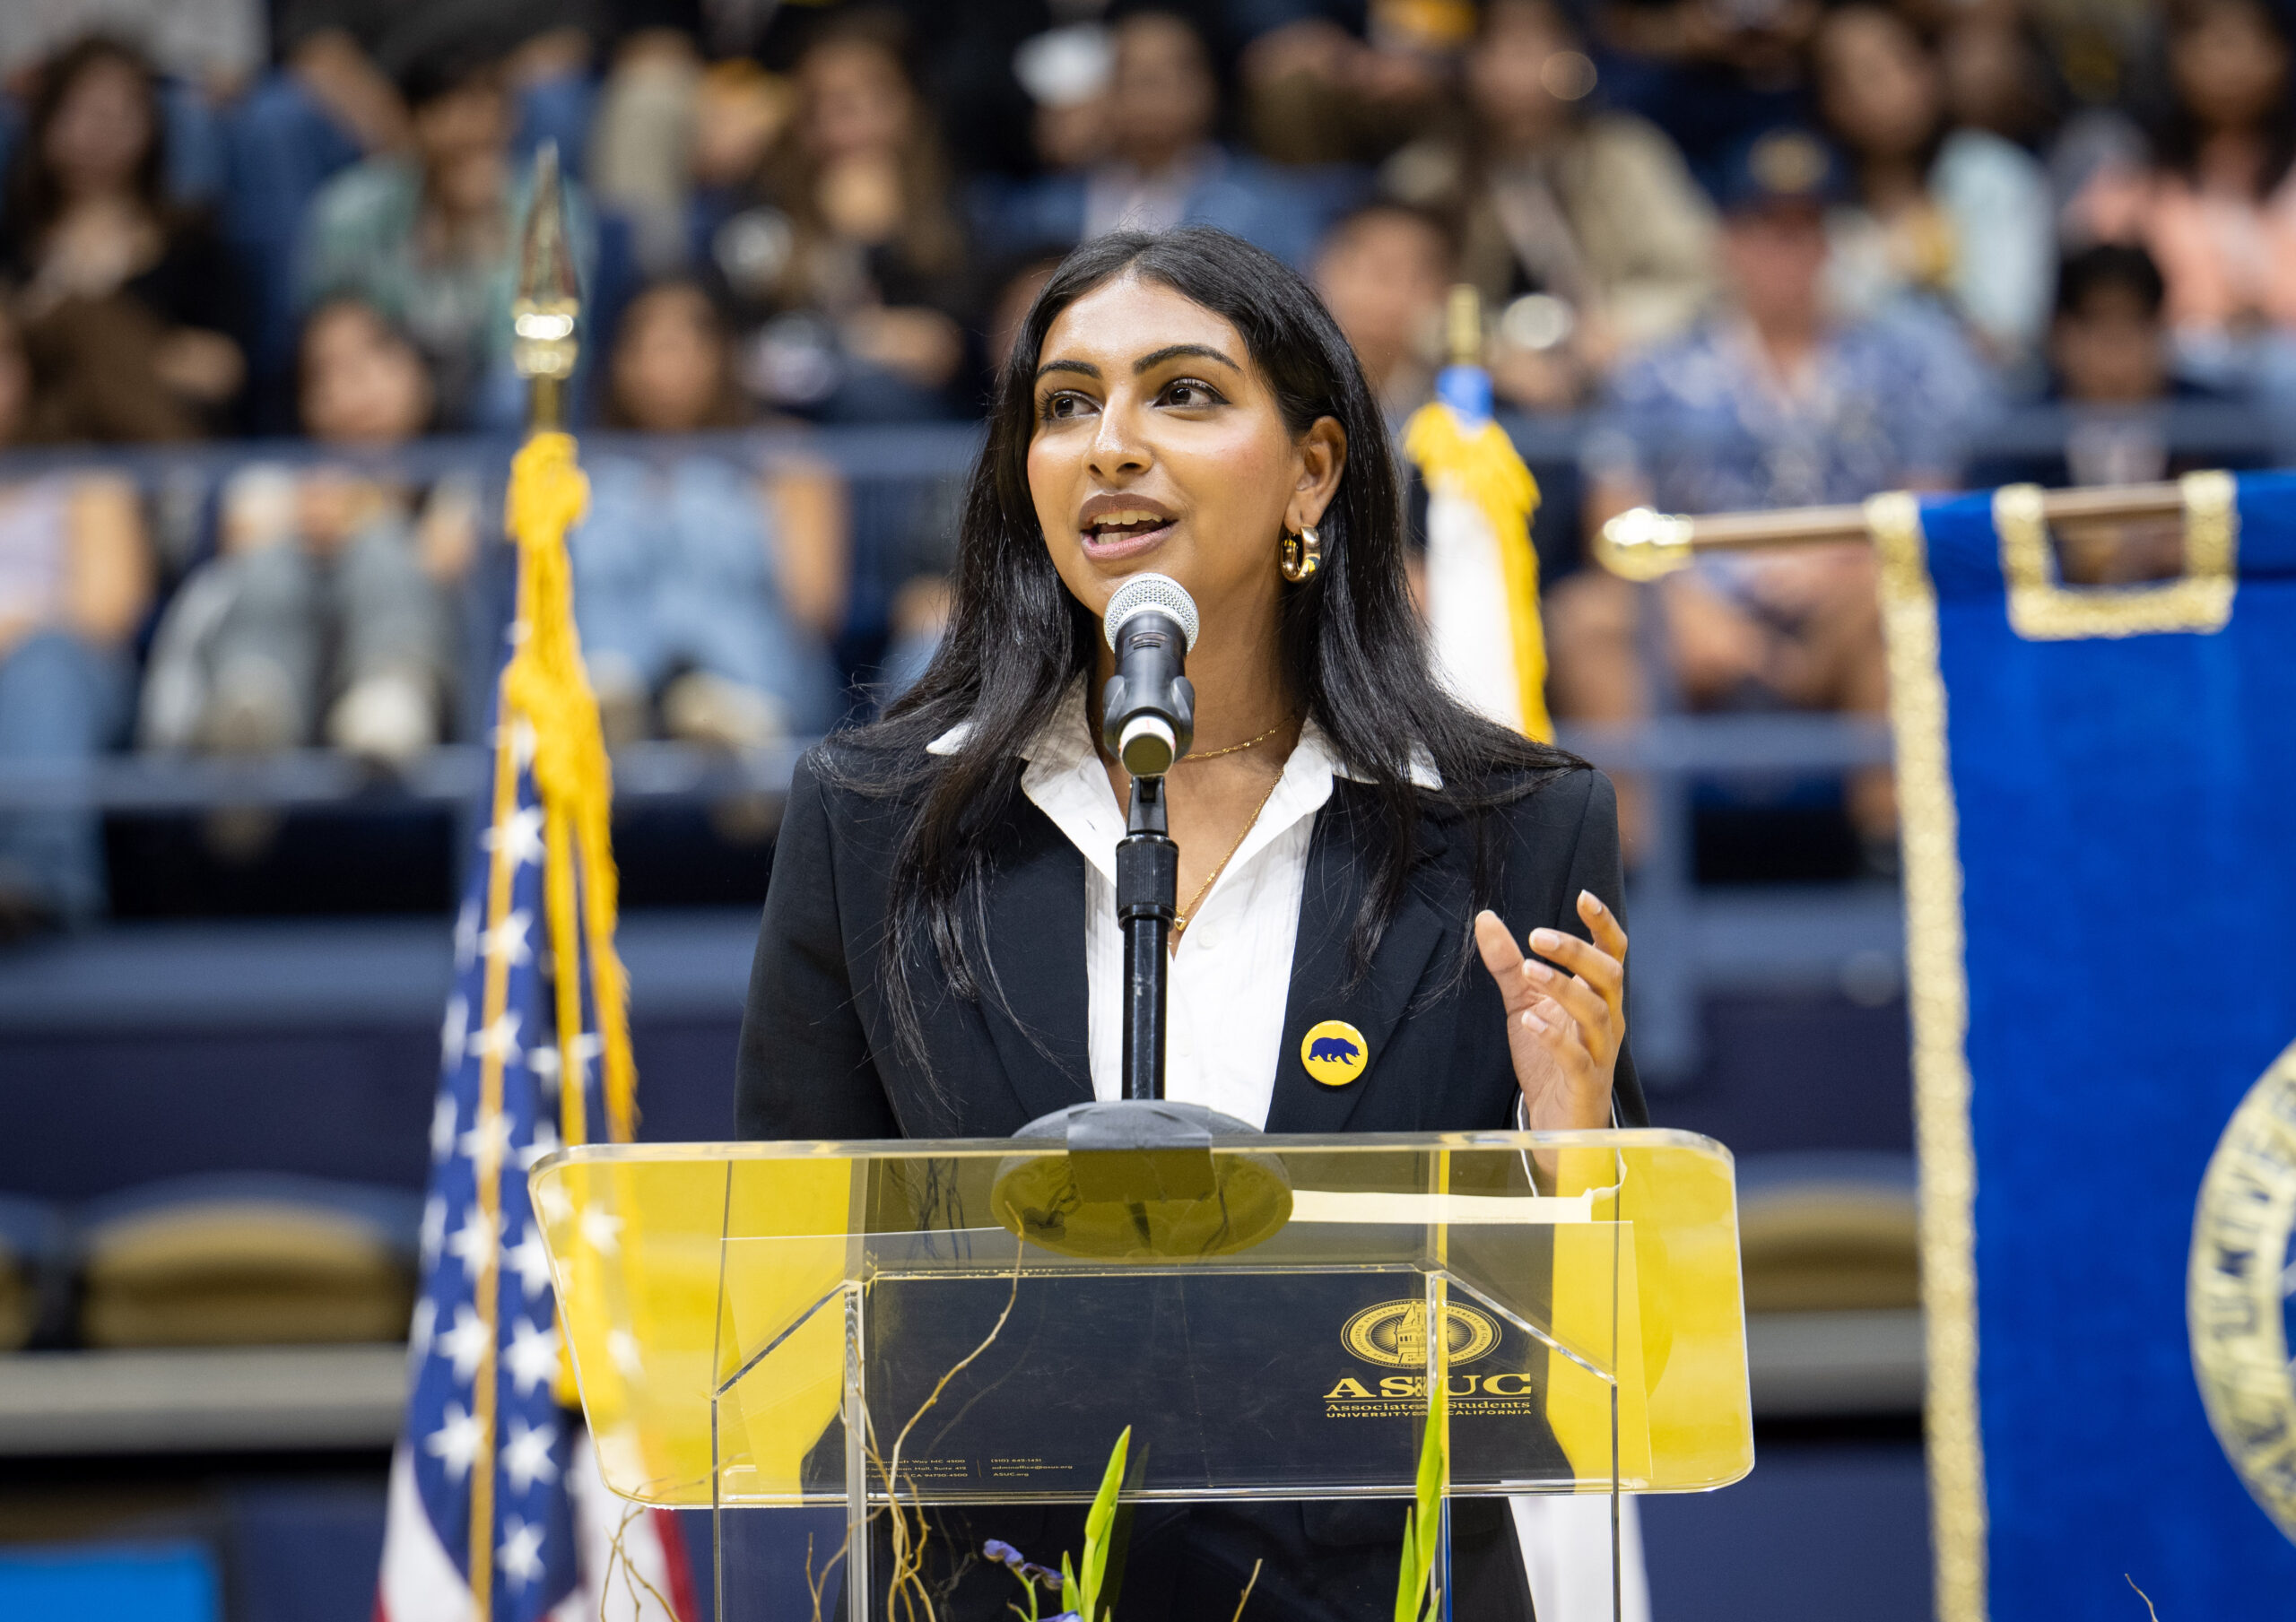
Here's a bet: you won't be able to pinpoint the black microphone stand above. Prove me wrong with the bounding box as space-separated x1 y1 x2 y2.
1117 773 1178 1101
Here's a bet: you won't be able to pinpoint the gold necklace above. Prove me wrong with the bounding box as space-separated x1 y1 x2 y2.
1178 714 1297 764
1171 767 1285 945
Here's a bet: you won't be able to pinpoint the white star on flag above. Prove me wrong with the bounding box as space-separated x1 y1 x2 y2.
526 1044 560 1095
467 1010 524 1068
458 1110 512 1176
498 1516 546 1588
505 1225 553 1301
578 1207 622 1257
424 1401 483 1481
419 1194 446 1267
429 1096 458 1162
437 1303 492 1383
518 1117 561 1172
492 715 538 769
452 898 481 969
504 1315 560 1396
483 805 545 868
408 1296 436 1363
501 1416 561 1493
439 994 468 1071
481 909 533 969
445 1207 500 1283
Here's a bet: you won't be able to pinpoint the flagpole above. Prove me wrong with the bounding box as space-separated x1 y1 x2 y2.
1595 481 2194 579
462 139 587 1622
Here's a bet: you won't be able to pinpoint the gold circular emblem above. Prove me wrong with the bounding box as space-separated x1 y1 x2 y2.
1301 1019 1370 1087
2190 1039 2296 1543
1342 1297 1500 1368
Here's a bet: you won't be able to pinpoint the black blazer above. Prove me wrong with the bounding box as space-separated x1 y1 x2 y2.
735 748 1646 1145
734 746 1644 1622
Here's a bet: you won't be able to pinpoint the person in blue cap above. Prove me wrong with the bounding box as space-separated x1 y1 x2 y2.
1552 126 1991 863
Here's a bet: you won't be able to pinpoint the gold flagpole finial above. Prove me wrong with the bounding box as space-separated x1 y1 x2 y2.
1444 283 1482 370
513 141 580 431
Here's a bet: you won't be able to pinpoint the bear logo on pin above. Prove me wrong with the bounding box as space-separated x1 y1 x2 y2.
1301 1019 1369 1087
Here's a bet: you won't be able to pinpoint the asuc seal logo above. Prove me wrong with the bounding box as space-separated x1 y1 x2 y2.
2190 1038 2296 1543
1342 1297 1500 1368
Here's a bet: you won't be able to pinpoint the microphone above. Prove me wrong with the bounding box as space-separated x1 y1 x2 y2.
1100 573 1198 776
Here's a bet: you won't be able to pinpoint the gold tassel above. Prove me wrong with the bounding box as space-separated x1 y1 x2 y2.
1403 403 1552 741
500 430 635 1149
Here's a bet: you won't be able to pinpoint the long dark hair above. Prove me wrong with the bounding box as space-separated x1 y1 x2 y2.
3 37 169 248
826 226 1578 1063
2153 0 2296 198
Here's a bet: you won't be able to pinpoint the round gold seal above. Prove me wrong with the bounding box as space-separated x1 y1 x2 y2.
2189 1038 2296 1544
1342 1297 1500 1368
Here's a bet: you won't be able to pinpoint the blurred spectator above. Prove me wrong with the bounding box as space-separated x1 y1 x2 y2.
0 299 151 934
2048 243 2176 415
1935 8 2060 151
1312 202 1453 416
1813 4 2055 364
230 4 601 423
587 31 770 278
0 4 259 102
709 16 970 421
1239 0 1466 167
138 299 471 768
0 38 247 440
1593 0 1821 194
2070 0 2296 395
1011 21 1118 175
298 46 596 433
1381 0 1716 411
572 280 844 749
1557 129 1988 855
269 1 599 160
976 11 1343 273
1969 242 2262 499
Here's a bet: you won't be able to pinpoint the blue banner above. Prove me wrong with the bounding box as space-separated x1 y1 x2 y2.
1874 473 2296 1618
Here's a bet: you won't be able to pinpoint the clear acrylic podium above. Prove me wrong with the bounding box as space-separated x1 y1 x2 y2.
531 1125 1751 1619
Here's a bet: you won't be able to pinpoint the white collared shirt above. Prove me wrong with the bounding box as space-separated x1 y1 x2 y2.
930 686 1437 1128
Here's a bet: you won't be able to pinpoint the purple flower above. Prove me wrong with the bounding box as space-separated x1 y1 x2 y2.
981 1539 1065 1592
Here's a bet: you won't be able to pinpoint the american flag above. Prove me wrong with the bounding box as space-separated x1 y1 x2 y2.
377 699 691 1620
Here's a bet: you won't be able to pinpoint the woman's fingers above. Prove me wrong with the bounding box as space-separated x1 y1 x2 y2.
1474 909 1529 999
1520 996 1596 1076
1578 889 1630 965
1523 960 1613 1062
1527 924 1622 1002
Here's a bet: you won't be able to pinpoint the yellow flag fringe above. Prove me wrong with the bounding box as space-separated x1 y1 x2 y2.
1403 404 1552 742
501 430 636 1149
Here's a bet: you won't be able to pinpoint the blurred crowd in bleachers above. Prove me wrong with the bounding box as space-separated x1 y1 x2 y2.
0 0 2282 932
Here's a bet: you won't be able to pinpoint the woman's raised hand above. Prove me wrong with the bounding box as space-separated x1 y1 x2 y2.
1474 891 1628 1132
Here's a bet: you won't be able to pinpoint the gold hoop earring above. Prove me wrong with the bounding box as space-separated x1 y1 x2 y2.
1280 524 1322 583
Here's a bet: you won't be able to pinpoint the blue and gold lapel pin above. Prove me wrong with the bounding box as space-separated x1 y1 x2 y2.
1301 1019 1369 1087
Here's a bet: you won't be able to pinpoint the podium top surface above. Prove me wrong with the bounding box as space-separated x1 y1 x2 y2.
532 1128 1752 1506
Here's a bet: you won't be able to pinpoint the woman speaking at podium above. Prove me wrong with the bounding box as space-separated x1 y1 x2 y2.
737 226 1643 1619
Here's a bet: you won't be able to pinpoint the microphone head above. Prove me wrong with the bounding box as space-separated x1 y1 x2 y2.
1102 573 1199 654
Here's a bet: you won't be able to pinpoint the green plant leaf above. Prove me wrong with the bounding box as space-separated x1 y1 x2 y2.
1389 1357 1449 1622
1392 1505 1423 1622
1062 1553 1081 1617
1413 1368 1448 1614
1081 1427 1130 1617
